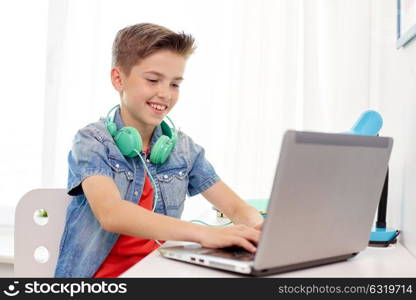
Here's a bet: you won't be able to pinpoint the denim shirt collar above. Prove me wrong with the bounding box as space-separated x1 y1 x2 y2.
113 106 163 151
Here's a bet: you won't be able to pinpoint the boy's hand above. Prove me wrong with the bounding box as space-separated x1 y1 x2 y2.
198 224 260 253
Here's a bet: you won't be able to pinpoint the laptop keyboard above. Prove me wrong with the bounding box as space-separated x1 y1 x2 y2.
204 246 255 261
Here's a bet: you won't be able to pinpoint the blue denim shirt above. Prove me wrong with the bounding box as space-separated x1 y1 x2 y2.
54 108 220 277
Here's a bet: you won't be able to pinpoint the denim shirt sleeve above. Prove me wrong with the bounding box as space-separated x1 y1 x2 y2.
182 132 221 196
67 125 113 196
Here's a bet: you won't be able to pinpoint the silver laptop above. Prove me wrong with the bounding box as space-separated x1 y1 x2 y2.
159 130 393 276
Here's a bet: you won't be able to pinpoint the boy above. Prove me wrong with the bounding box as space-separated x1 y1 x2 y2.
54 23 263 278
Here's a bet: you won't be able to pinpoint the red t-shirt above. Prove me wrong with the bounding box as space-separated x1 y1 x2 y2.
93 173 161 278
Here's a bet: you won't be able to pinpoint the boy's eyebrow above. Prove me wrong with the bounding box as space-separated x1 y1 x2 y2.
144 71 184 81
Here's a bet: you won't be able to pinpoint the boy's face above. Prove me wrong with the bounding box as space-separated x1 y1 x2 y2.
111 50 186 128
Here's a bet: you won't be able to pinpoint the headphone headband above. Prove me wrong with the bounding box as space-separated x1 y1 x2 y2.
106 104 119 123
106 104 175 139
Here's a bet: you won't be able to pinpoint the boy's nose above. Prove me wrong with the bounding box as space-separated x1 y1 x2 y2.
156 84 172 100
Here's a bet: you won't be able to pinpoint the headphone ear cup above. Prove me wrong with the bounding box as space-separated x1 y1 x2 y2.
114 127 142 157
150 135 174 164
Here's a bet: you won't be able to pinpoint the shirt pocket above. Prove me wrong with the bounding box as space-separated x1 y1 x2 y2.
108 156 134 199
156 166 188 217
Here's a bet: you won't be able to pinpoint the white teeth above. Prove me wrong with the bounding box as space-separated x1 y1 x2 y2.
149 103 167 111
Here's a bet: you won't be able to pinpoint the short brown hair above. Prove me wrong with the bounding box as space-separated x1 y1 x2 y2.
112 23 196 76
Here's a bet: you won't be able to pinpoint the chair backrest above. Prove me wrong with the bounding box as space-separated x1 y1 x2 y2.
14 189 71 277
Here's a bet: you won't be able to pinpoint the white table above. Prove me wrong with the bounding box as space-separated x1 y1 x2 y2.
120 241 416 278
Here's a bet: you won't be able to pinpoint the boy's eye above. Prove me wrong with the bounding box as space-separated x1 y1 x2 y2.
147 79 158 83
171 83 180 88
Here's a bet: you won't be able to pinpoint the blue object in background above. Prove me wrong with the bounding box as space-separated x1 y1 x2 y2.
369 227 399 242
347 110 383 136
347 110 399 246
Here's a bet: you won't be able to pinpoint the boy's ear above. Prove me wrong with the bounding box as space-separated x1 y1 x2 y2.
111 67 123 92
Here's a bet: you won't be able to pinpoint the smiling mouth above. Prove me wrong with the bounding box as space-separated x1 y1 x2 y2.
146 101 168 112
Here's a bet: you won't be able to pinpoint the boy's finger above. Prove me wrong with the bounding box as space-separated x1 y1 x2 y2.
243 227 260 244
254 223 263 231
236 238 257 253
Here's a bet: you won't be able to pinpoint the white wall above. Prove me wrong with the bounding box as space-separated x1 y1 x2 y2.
370 0 416 256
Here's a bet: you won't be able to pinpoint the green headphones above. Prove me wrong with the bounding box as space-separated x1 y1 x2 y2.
105 104 177 164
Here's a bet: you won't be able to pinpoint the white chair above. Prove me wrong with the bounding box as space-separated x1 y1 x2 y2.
14 189 71 277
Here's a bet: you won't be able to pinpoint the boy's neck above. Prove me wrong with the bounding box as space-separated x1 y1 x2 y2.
119 106 154 152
